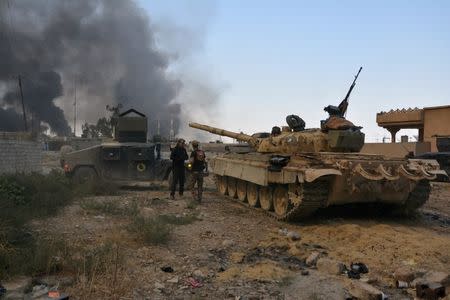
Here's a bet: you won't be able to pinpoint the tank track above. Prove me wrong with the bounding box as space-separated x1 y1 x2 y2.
400 180 431 214
216 175 329 222
276 179 329 221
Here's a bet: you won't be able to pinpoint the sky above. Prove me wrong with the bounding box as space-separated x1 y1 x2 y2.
140 0 450 142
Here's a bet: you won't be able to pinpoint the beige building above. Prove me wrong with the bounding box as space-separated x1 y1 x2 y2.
376 105 450 152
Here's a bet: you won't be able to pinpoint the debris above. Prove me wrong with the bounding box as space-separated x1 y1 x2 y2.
161 266 174 273
305 251 321 267
278 228 289 236
347 270 361 279
416 282 446 299
316 258 345 275
393 266 416 283
185 277 203 288
346 262 369 279
348 281 386 300
396 280 409 289
277 228 301 240
351 262 369 274
48 291 70 300
286 231 301 241
420 271 450 287
32 285 49 298
167 276 179 284
193 270 206 279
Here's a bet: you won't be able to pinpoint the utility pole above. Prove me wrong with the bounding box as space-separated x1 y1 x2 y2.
73 79 77 137
18 75 28 132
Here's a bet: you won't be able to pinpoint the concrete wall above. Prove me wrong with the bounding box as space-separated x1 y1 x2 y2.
423 106 450 152
360 142 431 158
0 137 42 174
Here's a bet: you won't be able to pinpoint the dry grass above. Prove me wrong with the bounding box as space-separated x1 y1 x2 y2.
80 198 138 217
127 212 198 245
0 171 121 280
128 216 173 245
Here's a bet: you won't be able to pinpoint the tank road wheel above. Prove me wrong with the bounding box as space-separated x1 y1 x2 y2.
227 177 238 198
259 186 273 211
273 185 290 217
247 183 259 207
236 180 247 202
216 175 228 195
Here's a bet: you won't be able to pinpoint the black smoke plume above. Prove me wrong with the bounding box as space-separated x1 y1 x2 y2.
0 0 190 136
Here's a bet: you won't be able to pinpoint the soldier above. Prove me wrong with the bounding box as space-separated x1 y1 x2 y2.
170 138 188 199
153 134 162 160
188 140 207 203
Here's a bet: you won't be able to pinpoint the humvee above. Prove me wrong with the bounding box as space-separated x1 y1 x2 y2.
62 109 172 184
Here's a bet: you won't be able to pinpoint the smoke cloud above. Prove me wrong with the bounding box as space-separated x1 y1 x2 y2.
0 0 217 137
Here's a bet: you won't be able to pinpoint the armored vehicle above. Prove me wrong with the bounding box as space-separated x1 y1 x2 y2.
189 68 446 220
62 109 171 184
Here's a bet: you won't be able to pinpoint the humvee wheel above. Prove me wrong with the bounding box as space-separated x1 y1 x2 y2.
73 167 97 184
236 180 247 202
273 185 289 216
247 183 259 207
228 177 237 198
259 186 273 211
216 175 228 195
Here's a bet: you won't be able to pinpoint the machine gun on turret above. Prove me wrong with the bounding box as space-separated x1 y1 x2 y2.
324 66 363 118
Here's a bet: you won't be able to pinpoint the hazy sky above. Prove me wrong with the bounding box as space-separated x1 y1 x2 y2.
140 0 450 142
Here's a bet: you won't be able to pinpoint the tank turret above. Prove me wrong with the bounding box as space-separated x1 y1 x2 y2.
189 118 365 153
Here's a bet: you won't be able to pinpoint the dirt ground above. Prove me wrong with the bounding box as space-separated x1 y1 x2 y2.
31 173 450 300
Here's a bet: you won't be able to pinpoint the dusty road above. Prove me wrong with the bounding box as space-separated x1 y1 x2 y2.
31 178 450 300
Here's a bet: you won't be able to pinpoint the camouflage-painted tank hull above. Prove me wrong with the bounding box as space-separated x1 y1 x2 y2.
210 152 445 221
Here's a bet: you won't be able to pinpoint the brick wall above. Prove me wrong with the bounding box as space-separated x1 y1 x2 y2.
0 137 42 174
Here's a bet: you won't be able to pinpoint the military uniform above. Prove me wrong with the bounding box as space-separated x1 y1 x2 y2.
170 140 188 198
188 142 206 202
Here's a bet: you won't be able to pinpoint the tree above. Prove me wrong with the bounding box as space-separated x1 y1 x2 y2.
81 104 122 138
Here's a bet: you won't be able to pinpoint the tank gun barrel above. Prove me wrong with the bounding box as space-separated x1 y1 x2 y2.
189 122 258 147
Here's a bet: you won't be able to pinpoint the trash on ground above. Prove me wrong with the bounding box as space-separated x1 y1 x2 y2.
161 266 174 273
185 277 203 288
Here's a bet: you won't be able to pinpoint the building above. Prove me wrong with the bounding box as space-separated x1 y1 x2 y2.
376 105 450 152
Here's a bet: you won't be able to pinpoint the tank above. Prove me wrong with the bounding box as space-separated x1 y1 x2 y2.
62 109 171 184
189 119 446 220
189 76 447 220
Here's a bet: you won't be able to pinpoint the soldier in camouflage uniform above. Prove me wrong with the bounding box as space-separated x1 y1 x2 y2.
188 140 207 203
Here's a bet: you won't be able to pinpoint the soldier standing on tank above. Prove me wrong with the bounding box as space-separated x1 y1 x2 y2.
170 138 188 199
188 140 207 203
